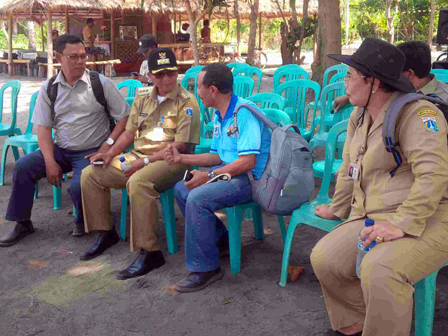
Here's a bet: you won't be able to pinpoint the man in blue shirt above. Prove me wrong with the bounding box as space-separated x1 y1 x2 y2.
164 63 271 292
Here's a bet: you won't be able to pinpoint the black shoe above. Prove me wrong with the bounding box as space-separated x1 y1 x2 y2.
72 223 85 237
175 268 223 293
0 221 35 247
116 250 165 280
79 229 119 261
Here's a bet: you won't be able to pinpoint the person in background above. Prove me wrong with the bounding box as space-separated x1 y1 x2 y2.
201 20 211 43
83 18 95 50
131 34 158 86
52 29 59 45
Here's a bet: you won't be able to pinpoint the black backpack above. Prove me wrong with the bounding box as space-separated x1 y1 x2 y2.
47 71 115 132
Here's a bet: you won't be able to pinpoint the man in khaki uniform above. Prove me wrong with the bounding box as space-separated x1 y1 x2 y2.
79 48 201 280
311 38 448 336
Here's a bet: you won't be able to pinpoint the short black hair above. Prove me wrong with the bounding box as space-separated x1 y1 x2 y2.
397 41 431 79
204 20 210 26
202 63 233 94
55 34 84 53
87 18 94 24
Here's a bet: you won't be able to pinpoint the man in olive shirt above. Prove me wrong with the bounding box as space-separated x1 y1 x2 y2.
80 48 201 280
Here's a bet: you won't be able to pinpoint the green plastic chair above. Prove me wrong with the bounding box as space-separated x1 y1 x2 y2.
246 92 285 110
125 97 134 107
273 64 307 84
0 80 22 160
185 65 204 75
273 67 310 92
430 69 448 75
233 66 263 93
322 64 349 88
275 79 321 141
279 119 348 287
120 187 178 254
233 76 255 99
434 73 448 84
117 79 143 98
328 71 346 84
227 62 250 71
181 71 200 103
0 91 39 185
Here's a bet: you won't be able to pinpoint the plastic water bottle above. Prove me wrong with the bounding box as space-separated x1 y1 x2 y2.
356 219 377 278
119 156 131 172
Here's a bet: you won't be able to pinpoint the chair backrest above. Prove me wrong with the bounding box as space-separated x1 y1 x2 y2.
329 71 346 85
317 119 349 201
125 97 135 107
323 64 349 88
435 73 448 84
314 82 347 134
246 92 285 110
262 108 292 127
24 91 40 135
181 71 200 101
275 79 321 128
273 64 306 79
117 79 143 98
332 102 355 124
273 68 310 92
233 66 263 93
0 80 21 131
227 62 250 71
185 65 204 76
430 69 448 75
233 76 255 99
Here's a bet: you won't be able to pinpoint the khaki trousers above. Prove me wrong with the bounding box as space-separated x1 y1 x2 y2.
310 219 448 336
81 153 188 252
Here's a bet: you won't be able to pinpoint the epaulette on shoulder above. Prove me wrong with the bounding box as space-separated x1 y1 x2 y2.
138 87 153 96
179 87 192 102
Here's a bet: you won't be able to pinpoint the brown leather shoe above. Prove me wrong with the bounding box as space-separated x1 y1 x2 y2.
0 221 35 247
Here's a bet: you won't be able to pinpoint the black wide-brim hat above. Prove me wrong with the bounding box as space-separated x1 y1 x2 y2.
328 37 415 93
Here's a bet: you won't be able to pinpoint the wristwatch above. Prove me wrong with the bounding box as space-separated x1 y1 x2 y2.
208 171 217 180
143 157 151 166
105 137 115 146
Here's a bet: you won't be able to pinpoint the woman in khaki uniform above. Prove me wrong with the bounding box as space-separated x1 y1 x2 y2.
311 38 448 336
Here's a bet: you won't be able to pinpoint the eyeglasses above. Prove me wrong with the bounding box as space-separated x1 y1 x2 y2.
62 53 88 61
344 73 365 82
153 71 177 79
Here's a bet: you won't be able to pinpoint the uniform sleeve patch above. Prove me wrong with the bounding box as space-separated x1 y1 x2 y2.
185 107 193 117
422 116 439 133
417 109 437 116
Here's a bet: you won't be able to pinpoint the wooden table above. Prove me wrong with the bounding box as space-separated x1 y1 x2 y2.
38 59 121 78
0 59 33 76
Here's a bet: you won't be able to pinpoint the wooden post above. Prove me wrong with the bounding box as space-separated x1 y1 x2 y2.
47 9 53 79
65 7 69 33
8 16 13 76
173 14 177 42
111 11 115 59
152 14 157 39
258 11 262 49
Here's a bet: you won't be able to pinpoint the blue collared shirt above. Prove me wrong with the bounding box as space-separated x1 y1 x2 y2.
210 94 271 179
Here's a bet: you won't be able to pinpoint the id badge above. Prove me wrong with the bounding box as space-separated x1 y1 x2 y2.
151 127 163 141
348 163 359 181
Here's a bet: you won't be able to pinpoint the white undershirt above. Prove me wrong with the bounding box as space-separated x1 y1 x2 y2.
157 95 165 104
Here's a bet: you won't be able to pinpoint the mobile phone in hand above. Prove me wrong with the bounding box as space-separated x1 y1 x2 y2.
131 72 139 77
92 160 105 165
183 170 193 182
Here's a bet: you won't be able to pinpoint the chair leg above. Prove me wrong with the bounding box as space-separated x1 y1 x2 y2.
120 189 129 241
53 186 61 210
34 182 38 199
279 219 302 287
252 204 264 240
414 271 439 336
9 141 20 162
0 142 10 186
277 216 287 243
159 188 178 255
72 205 76 217
225 206 244 274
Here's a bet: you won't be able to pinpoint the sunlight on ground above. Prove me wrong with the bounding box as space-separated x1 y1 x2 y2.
30 261 123 307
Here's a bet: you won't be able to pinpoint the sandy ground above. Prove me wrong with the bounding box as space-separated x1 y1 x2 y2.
0 67 447 336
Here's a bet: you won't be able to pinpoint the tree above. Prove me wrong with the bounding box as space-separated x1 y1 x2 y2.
312 0 341 82
385 0 399 43
246 0 259 66
28 21 37 49
428 0 435 47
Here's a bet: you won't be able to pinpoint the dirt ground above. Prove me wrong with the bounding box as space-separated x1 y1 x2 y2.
0 71 447 336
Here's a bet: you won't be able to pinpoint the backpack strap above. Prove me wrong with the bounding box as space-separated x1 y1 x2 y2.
47 74 58 121
382 93 448 177
89 71 110 118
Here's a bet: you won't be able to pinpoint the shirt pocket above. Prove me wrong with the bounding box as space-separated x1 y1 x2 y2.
162 115 177 141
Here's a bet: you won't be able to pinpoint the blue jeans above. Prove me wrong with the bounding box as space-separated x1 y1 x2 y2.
6 145 99 224
174 166 253 272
